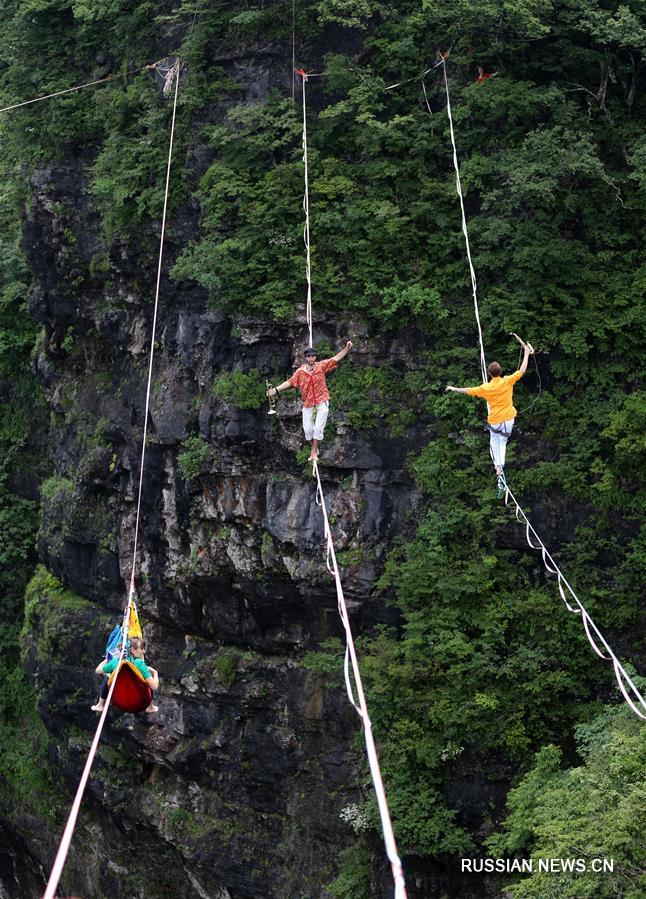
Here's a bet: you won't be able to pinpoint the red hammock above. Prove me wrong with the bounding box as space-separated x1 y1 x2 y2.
108 660 152 714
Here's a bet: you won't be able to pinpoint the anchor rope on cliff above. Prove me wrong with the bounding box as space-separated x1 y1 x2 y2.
296 69 314 347
313 460 407 898
296 68 408 899
42 58 182 899
294 68 326 346
0 57 172 115
439 58 488 384
435 57 646 719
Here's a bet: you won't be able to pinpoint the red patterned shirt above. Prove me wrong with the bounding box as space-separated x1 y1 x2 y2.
289 358 338 408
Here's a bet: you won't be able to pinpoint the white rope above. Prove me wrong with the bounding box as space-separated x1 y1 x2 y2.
127 58 180 599
514 345 542 415
313 461 407 899
42 608 130 899
421 77 433 117
441 60 488 383
291 0 296 101
42 59 182 899
297 70 314 347
438 60 646 719
298 63 405 893
503 483 646 719
0 59 166 115
384 54 445 92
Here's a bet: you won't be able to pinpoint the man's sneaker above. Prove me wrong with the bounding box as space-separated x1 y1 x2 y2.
497 475 505 498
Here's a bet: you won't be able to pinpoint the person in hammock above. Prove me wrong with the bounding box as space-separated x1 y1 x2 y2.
445 336 534 493
266 341 353 462
92 636 159 713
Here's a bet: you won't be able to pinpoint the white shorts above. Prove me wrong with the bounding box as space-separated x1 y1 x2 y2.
302 401 329 441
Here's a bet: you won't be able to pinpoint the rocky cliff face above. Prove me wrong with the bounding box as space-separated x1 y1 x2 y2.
11 135 437 898
2 5 643 898
7 77 594 899
5 53 608 899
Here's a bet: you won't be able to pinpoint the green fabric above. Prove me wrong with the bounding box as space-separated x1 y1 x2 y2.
131 657 151 680
101 656 151 679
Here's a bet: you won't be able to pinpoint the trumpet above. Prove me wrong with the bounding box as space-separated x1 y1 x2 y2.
266 380 277 415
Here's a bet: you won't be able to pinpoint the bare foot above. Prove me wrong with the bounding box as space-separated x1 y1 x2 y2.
145 704 159 714
91 703 104 712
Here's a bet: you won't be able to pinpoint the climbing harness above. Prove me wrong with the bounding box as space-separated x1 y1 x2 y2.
438 58 646 718
297 68 408 898
487 421 512 437
42 58 182 899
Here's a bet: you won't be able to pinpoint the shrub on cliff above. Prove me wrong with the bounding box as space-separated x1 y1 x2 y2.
212 369 267 410
177 435 211 481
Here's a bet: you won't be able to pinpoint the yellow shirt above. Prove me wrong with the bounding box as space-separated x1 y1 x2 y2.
467 371 523 424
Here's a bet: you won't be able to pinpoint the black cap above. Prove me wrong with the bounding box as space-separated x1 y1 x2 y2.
304 347 317 357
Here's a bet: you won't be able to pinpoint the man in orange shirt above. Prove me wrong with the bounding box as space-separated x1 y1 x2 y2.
267 341 353 461
445 337 534 492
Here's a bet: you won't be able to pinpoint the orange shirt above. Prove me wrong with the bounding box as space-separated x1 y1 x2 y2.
467 371 523 424
289 358 338 407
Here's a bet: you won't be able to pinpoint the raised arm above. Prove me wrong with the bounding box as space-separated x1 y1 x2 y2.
267 379 293 397
519 342 534 375
445 386 472 394
511 333 534 375
334 341 353 362
95 659 109 675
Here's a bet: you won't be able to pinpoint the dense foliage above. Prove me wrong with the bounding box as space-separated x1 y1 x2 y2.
0 661 59 819
0 0 643 894
489 702 646 897
0 185 42 656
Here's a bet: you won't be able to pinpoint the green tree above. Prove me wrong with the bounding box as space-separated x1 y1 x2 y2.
488 703 646 898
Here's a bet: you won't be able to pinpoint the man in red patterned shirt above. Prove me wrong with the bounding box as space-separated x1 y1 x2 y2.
267 341 353 461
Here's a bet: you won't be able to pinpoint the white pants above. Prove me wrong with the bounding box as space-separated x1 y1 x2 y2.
489 418 514 469
302 401 329 441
